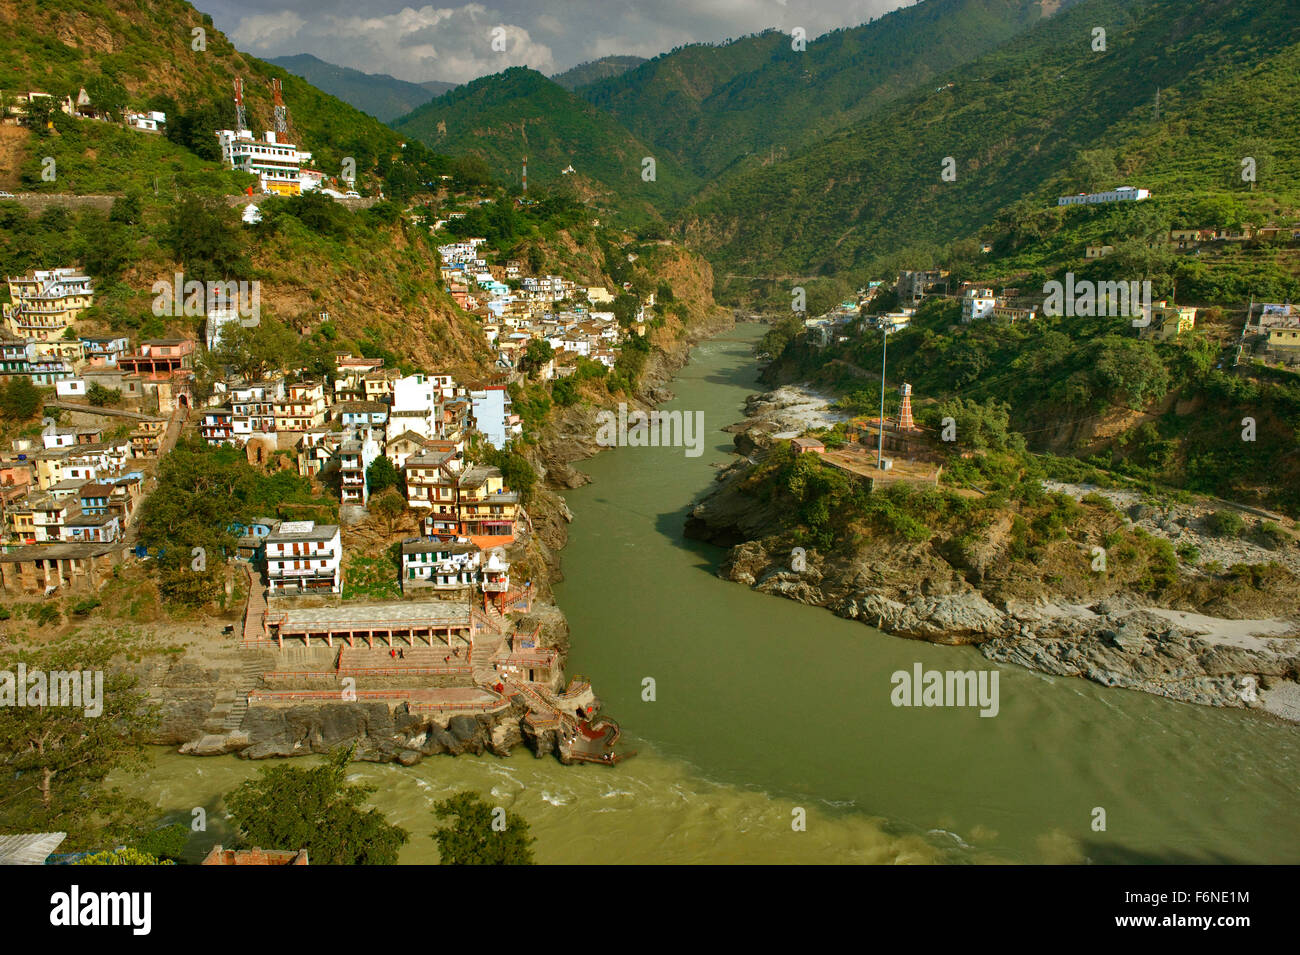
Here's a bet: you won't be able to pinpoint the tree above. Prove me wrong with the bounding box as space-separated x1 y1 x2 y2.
109 193 143 226
166 194 245 281
0 632 160 850
551 376 579 406
86 383 122 408
212 318 301 382
481 447 535 501
75 849 171 866
520 338 553 378
83 76 128 120
1090 336 1170 410
226 745 408 865
431 791 535 865
0 377 41 420
23 96 57 135
370 488 407 531
366 455 400 495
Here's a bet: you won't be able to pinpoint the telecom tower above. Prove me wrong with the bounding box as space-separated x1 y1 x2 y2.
233 78 247 133
271 78 288 138
521 155 527 193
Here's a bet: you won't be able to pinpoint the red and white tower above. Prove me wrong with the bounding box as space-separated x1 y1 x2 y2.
897 382 917 432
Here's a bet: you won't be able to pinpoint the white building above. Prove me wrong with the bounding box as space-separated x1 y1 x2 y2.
126 110 165 132
1057 186 1150 207
205 304 242 351
216 128 313 196
400 539 480 592
961 288 997 323
54 378 86 399
470 386 519 449
265 521 341 595
340 430 382 506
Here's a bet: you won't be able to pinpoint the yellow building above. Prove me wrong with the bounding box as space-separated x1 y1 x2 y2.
1139 301 1198 341
4 269 94 341
273 380 328 432
1266 324 1300 364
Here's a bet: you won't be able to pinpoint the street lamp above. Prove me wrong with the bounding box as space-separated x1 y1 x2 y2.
877 325 888 468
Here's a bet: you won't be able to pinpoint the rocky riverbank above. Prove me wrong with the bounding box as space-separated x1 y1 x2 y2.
686 387 1300 722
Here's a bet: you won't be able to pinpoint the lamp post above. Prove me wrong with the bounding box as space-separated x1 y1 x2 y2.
877 325 888 469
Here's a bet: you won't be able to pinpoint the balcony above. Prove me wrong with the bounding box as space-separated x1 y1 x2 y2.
272 566 339 579
269 549 335 561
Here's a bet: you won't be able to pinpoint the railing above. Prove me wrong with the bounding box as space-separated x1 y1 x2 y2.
264 670 338 681
248 688 425 703
336 665 472 677
409 697 511 714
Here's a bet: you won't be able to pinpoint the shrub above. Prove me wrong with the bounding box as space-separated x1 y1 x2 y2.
1204 510 1245 538
1253 521 1288 549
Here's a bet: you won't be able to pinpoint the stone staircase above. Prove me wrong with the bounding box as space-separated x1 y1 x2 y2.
221 650 271 731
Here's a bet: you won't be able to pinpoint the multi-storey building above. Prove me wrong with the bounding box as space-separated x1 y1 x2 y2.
273 380 328 433
961 288 997 323
229 379 283 439
264 521 341 595
399 539 480 592
130 419 168 457
216 128 313 196
456 466 519 538
199 406 236 446
339 430 381 506
3 269 94 341
117 339 195 379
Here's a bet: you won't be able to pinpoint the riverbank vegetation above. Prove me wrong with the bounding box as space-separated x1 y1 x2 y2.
767 295 1300 519
736 439 1298 614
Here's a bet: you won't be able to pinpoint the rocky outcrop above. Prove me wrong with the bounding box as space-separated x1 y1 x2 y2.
176 702 539 765
686 388 1300 720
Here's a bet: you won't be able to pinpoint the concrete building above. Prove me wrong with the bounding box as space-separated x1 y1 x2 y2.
265 521 341 595
961 288 996 323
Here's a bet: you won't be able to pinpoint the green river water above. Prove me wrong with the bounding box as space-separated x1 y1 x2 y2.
128 323 1300 864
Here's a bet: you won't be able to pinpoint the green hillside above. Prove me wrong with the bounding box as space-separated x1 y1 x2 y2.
269 53 455 122
393 67 701 221
579 0 1080 181
552 56 646 91
0 0 443 194
683 0 1300 303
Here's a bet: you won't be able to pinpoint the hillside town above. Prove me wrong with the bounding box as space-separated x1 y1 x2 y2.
436 236 648 374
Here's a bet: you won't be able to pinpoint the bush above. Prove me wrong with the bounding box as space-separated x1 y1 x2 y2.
1253 521 1289 549
1204 510 1245 538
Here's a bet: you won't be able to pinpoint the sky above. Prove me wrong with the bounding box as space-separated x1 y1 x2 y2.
200 0 918 84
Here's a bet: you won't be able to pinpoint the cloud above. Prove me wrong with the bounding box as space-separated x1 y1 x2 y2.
228 4 557 83
214 0 917 82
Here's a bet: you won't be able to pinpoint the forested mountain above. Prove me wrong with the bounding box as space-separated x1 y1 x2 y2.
269 53 455 122
681 0 1300 301
393 67 701 220
552 56 646 90
578 0 1083 181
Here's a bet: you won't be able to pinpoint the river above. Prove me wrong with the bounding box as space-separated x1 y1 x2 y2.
128 323 1300 864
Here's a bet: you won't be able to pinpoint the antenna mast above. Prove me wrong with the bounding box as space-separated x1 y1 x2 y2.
272 78 288 137
233 78 247 132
